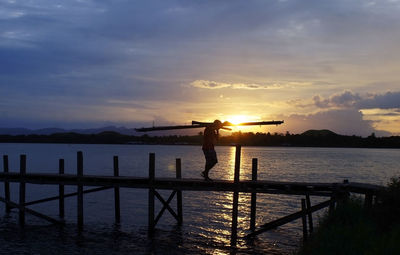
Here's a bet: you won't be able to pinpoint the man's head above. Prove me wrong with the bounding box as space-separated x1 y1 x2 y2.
213 119 222 129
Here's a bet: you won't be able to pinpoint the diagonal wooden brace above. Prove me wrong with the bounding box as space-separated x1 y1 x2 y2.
154 190 179 225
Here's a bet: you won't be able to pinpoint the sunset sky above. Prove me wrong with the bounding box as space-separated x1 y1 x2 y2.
1 0 400 136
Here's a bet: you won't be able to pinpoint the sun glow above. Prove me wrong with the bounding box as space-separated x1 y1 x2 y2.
226 115 259 125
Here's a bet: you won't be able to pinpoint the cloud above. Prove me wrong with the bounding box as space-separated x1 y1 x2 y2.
359 91 400 109
275 108 391 137
191 80 311 90
307 90 400 135
313 90 362 108
190 80 231 89
313 90 400 110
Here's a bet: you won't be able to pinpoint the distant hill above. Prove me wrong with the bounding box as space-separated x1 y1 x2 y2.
0 126 136 136
301 129 338 137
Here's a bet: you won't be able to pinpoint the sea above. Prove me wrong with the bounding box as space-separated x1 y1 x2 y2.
0 143 399 254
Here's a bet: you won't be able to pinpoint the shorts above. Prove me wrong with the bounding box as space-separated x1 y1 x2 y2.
203 149 218 165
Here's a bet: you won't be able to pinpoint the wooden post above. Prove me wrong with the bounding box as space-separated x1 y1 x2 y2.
364 192 373 210
59 159 65 218
77 151 83 232
230 145 241 247
148 153 155 235
329 198 336 216
19 154 26 227
250 158 257 232
306 194 313 233
176 158 183 225
301 198 307 242
113 156 121 224
3 155 11 213
329 186 337 215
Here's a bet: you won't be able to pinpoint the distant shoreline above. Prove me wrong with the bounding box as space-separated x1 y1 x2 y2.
1 142 400 150
1 130 400 148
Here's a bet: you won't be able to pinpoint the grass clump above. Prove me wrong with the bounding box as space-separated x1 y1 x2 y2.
298 177 400 255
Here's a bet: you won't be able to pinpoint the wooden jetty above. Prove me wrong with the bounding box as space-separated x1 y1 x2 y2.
0 145 384 246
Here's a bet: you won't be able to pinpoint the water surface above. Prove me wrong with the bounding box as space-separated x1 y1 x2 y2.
1 144 399 254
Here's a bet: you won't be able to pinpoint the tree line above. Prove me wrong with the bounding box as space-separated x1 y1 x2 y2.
1 129 400 148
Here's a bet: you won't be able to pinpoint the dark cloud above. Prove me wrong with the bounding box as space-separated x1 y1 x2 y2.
277 108 390 137
313 90 362 108
359 91 400 109
313 90 400 110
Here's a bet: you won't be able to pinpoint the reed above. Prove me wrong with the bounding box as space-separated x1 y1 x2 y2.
298 177 400 255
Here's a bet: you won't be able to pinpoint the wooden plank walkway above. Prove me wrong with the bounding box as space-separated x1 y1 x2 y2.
0 172 383 195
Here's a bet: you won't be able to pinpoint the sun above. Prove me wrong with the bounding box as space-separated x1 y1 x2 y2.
227 115 259 125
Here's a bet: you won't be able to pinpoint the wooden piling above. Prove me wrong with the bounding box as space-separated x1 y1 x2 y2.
250 158 258 232
329 186 337 215
364 192 373 209
176 158 183 225
3 155 10 213
77 151 83 232
306 194 313 233
59 159 65 218
19 155 26 227
148 153 155 235
230 145 241 247
301 199 307 241
113 156 121 224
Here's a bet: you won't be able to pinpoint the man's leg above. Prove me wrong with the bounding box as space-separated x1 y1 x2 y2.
202 163 211 179
202 150 217 180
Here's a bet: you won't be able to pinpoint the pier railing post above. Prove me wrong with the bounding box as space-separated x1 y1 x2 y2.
364 192 373 210
77 151 83 232
301 199 308 242
59 159 65 218
19 154 26 227
148 153 155 235
250 158 257 232
113 156 121 224
3 155 11 213
329 185 337 215
230 145 241 247
306 193 313 233
176 158 183 225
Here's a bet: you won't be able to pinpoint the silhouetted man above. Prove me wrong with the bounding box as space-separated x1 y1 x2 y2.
201 120 222 181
